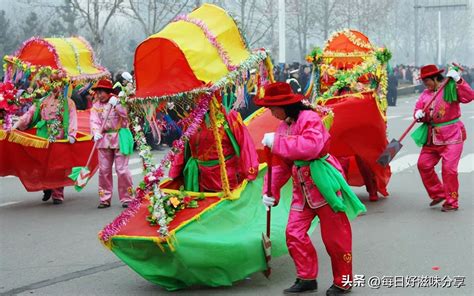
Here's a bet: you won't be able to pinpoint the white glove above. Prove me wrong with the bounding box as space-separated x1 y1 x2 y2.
446 69 461 82
262 194 275 209
414 109 425 120
261 132 275 148
93 133 103 141
11 121 20 130
68 136 76 144
108 96 119 107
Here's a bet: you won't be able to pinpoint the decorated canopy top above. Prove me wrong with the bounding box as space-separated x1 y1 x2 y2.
134 3 268 100
4 37 109 81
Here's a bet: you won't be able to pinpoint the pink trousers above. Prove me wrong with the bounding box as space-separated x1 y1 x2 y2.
51 188 64 201
417 143 463 208
286 203 353 289
98 149 133 204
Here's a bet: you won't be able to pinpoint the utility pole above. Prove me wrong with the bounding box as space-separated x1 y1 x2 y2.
414 0 420 66
278 0 286 65
414 0 468 66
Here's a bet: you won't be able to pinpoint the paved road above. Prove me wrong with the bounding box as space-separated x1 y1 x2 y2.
1 93 473 295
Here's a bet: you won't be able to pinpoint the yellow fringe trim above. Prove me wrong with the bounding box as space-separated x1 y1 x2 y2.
0 129 7 140
8 131 49 148
265 55 275 83
209 97 232 199
243 107 267 125
4 130 93 148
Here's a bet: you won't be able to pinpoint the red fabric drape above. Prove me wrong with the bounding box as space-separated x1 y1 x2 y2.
0 110 98 192
0 130 98 191
323 92 391 195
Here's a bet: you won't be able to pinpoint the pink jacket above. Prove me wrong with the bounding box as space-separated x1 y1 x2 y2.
17 94 77 139
264 110 344 211
90 100 129 149
169 110 259 192
414 79 474 145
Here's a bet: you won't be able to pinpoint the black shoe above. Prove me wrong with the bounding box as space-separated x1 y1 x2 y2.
326 285 351 295
52 199 63 205
429 198 445 207
122 202 129 208
283 278 317 294
42 190 52 201
98 203 110 209
441 205 458 212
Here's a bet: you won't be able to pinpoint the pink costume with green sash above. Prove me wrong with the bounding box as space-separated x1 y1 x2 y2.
413 79 474 208
263 110 366 289
169 110 259 192
16 93 78 200
90 100 134 205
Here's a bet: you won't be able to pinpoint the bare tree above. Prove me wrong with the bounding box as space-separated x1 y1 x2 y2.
69 0 125 53
314 0 344 41
339 0 394 37
121 0 190 36
286 0 317 61
230 0 274 47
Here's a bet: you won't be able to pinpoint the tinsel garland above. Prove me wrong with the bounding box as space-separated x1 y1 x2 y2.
173 15 238 71
4 36 109 82
322 29 373 51
63 38 83 75
209 97 232 198
128 49 269 104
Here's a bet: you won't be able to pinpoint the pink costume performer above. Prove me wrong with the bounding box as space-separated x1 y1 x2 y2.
412 65 474 211
256 82 366 295
169 109 259 192
90 79 134 208
13 90 78 203
14 90 77 204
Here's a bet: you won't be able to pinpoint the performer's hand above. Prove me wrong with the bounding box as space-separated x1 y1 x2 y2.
261 132 275 148
108 96 119 106
93 133 103 141
10 121 20 130
446 69 461 82
414 109 425 121
262 194 275 209
68 136 76 144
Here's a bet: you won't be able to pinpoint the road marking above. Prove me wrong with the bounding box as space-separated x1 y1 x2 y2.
0 201 22 208
0 261 125 296
458 154 474 173
386 115 402 119
128 158 142 165
390 154 420 173
469 115 474 119
402 116 413 121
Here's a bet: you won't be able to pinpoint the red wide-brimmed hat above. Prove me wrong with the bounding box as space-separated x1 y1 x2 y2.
254 82 304 107
92 79 114 92
419 64 444 79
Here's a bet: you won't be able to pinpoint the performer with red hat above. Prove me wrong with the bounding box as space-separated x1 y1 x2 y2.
413 64 474 212
90 79 134 208
256 82 366 295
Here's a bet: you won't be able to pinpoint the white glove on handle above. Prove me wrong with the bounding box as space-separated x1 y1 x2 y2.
93 133 103 141
446 69 461 82
108 96 119 107
68 136 76 144
261 132 275 148
415 109 425 120
262 194 275 209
